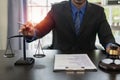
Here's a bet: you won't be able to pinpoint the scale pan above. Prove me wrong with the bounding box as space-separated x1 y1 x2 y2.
4 54 14 58
33 54 46 58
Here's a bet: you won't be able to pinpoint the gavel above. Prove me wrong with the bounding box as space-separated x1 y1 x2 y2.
108 44 119 59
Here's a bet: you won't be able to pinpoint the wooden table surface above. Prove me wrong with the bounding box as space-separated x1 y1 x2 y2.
0 50 120 80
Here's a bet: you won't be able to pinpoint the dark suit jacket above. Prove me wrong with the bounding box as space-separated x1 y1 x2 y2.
35 1 115 51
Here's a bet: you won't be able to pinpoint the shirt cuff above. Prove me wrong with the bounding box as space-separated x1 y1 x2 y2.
105 43 113 50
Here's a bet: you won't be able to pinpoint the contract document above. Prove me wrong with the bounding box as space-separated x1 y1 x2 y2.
54 54 97 71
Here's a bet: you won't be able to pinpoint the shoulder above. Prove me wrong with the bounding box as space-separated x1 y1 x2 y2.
87 2 104 10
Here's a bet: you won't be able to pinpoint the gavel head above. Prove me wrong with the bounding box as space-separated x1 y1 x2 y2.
109 44 119 59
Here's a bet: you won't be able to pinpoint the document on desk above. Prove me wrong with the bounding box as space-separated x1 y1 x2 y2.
54 54 97 71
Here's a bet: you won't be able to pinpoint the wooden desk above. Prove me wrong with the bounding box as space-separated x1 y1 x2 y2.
0 50 120 80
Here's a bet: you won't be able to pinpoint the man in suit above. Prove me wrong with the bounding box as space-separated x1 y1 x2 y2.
19 0 119 52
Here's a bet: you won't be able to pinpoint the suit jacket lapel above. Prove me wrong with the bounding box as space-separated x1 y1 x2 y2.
79 2 91 36
63 2 76 36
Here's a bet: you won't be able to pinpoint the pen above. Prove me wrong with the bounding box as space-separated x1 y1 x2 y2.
18 22 30 31
18 22 25 25
18 22 30 36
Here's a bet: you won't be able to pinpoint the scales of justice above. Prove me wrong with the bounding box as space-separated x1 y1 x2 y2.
4 35 46 65
99 43 120 71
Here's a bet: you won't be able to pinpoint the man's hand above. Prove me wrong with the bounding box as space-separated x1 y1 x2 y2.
106 43 120 54
19 21 35 37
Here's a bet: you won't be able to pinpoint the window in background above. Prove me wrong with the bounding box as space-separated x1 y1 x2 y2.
112 6 120 24
88 0 101 3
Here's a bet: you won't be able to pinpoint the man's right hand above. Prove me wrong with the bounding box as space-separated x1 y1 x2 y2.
19 21 35 37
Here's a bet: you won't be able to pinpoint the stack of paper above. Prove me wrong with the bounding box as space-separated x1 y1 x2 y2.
54 54 97 71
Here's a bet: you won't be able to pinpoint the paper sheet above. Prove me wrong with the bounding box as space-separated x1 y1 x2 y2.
54 54 97 71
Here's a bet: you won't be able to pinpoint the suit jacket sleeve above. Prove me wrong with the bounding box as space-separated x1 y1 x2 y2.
34 6 55 38
97 7 115 48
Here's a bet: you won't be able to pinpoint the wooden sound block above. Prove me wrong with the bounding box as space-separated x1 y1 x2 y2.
99 58 120 71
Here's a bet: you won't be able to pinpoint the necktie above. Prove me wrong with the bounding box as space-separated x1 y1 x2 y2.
75 11 80 35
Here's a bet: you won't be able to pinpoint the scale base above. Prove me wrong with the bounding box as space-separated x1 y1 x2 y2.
15 57 35 65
